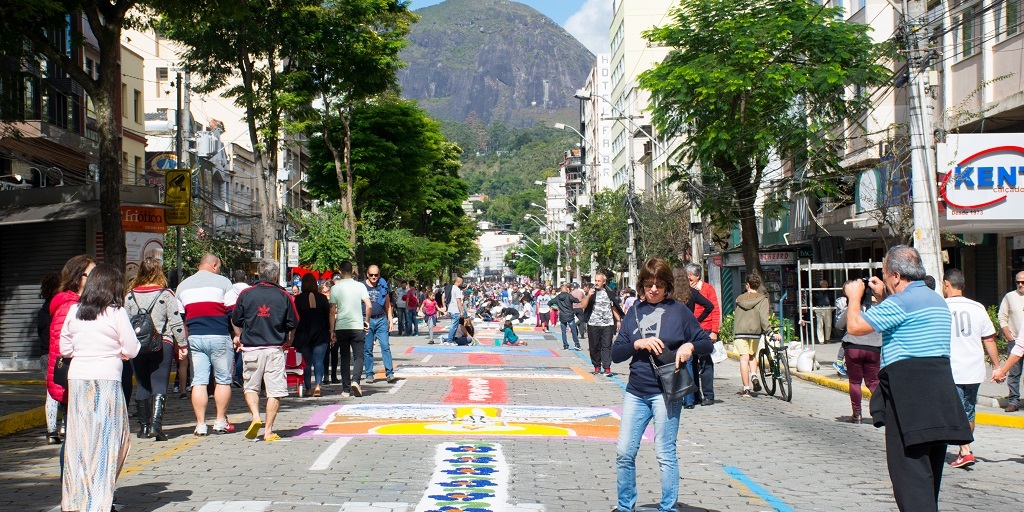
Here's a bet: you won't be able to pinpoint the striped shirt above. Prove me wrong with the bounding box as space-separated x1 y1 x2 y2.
175 270 233 336
863 280 952 368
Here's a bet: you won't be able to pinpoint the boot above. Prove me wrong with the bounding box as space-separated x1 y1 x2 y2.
151 394 168 441
134 399 151 439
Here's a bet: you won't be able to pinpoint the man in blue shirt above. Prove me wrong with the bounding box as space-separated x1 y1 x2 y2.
844 245 970 512
362 265 396 384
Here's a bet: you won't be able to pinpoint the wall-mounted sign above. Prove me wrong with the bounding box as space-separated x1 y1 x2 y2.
164 169 191 226
938 134 1024 220
724 251 796 267
152 154 177 171
120 206 167 234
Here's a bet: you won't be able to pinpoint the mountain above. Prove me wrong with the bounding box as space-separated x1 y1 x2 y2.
399 0 595 127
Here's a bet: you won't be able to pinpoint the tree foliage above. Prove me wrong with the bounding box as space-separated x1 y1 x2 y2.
289 203 354 273
304 97 478 282
575 188 629 273
639 0 888 279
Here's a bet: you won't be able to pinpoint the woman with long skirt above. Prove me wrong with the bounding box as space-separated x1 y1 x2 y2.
59 263 141 511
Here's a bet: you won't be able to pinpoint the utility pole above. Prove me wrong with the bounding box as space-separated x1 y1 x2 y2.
175 72 183 285
903 0 943 281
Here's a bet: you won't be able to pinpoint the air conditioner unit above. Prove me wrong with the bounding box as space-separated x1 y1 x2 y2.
254 250 263 259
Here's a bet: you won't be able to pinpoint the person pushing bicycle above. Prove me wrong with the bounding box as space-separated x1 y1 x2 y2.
733 274 779 397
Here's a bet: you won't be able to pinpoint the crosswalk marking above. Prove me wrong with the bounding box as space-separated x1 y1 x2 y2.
309 436 353 471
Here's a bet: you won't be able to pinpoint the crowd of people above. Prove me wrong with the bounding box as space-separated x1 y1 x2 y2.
34 244 1022 512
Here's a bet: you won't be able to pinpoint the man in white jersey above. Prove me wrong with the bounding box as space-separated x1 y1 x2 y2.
942 268 998 469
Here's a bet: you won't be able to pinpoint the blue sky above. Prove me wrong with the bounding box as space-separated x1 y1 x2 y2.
409 0 611 54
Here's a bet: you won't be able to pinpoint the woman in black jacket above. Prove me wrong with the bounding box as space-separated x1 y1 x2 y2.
294 274 332 397
611 258 713 512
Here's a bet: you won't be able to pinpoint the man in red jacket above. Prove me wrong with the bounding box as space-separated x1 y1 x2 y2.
686 263 721 405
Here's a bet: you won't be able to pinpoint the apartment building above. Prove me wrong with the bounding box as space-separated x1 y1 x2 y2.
579 53 616 196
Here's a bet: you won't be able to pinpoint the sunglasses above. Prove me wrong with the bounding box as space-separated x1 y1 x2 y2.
1017 281 1024 285
641 281 667 290
368 274 379 277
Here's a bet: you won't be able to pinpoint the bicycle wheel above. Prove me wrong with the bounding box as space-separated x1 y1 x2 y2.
777 349 793 402
758 348 776 396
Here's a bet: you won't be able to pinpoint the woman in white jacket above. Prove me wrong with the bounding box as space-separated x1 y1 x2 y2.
59 263 141 511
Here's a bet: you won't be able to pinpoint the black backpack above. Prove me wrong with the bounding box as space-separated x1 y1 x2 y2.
129 289 168 355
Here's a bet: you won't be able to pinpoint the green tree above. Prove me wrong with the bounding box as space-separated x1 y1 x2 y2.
287 0 415 246
639 0 888 279
576 188 628 273
289 203 354 273
635 192 693 266
156 0 313 258
162 218 255 277
1 0 143 269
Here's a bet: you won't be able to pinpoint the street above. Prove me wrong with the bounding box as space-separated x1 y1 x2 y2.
3 324 1024 512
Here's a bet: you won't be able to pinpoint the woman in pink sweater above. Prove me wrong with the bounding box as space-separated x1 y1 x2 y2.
59 263 141 512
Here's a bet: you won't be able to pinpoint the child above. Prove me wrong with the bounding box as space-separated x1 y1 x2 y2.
502 320 527 346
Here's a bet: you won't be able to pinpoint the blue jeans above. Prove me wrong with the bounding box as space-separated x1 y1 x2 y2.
446 312 462 344
560 319 580 348
406 309 419 335
188 334 234 386
364 317 393 379
683 358 698 407
616 392 682 512
301 342 329 389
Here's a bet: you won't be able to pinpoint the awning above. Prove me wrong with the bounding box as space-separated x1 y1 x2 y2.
0 201 99 226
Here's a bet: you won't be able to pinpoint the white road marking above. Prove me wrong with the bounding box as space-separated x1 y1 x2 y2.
309 437 353 471
197 501 270 512
388 379 407 394
421 355 433 362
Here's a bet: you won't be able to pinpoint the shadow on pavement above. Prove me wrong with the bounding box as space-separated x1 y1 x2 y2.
115 481 193 511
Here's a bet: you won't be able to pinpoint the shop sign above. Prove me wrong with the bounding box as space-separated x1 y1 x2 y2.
1014 235 1024 250
712 254 723 267
120 206 166 234
724 251 796 267
938 134 1024 220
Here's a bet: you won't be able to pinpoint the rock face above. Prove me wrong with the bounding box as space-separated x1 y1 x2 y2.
399 0 595 126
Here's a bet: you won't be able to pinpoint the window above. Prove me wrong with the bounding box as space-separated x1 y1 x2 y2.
1008 0 1021 37
156 67 168 98
122 83 127 117
133 89 141 123
959 4 979 58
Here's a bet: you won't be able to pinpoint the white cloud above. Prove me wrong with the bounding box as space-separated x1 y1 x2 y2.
564 0 612 55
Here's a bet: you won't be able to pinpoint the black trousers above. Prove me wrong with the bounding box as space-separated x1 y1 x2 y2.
327 341 342 381
886 401 945 512
335 329 366 388
587 324 615 370
132 344 173 400
694 354 715 401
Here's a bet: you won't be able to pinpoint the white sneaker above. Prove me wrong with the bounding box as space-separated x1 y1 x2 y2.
194 424 209 436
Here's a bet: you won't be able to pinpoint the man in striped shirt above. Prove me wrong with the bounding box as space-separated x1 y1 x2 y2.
844 245 969 512
176 253 235 436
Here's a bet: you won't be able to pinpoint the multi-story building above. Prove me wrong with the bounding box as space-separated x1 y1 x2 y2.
121 46 148 186
608 0 676 194
579 53 615 196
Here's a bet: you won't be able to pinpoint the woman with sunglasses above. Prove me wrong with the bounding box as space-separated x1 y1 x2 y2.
46 255 96 442
59 263 141 511
611 257 713 512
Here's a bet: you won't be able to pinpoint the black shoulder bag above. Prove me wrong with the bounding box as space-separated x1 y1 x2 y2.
635 306 697 403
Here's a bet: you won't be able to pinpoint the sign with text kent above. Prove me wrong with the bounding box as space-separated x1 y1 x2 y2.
938 134 1024 220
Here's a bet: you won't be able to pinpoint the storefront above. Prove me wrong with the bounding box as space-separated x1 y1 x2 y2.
0 184 164 367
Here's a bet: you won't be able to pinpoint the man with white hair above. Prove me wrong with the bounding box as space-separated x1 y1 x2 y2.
844 245 971 511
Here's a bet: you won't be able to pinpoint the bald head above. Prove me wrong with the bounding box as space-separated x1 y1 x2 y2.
198 253 220 272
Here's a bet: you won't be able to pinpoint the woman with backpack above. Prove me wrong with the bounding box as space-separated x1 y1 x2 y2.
125 257 185 441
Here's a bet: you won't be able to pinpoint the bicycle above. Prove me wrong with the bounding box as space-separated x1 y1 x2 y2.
758 330 792 402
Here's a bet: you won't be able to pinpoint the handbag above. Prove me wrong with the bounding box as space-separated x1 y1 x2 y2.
648 353 697 403
710 340 728 364
53 356 71 388
633 307 697 403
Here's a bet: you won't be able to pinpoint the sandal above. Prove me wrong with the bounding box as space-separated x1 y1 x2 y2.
312 386 321 397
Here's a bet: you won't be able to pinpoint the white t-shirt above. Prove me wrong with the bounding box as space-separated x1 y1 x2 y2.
448 285 464 313
946 296 997 384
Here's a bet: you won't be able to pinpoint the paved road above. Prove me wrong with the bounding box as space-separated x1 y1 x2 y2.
3 325 1024 512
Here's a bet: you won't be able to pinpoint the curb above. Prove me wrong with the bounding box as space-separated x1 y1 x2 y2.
725 350 1024 429
0 406 45 438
